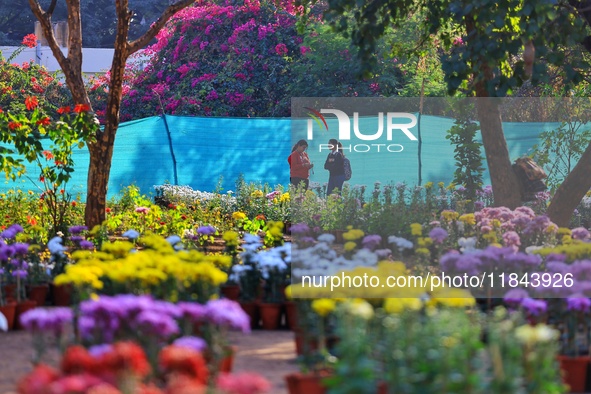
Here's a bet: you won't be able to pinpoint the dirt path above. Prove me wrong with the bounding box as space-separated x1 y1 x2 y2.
0 329 298 394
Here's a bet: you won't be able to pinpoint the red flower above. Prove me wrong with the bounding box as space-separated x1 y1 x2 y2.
216 372 271 394
168 203 177 209
105 207 112 213
74 103 91 113
97 342 151 378
39 176 45 182
22 33 37 48
17 364 60 394
159 345 208 384
25 96 39 110
255 214 266 221
61 345 96 374
42 150 54 160
8 121 22 130
27 216 37 226
57 106 71 114
71 201 77 207
36 117 51 126
165 375 207 394
181 215 187 220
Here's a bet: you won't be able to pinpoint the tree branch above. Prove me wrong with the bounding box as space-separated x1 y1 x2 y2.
27 0 68 67
127 0 196 55
47 0 57 16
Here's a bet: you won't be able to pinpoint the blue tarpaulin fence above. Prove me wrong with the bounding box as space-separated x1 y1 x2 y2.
0 114 569 198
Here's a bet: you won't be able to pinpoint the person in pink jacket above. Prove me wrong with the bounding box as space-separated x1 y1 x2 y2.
288 139 314 190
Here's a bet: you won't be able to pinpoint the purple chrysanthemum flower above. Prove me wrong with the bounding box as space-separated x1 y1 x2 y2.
79 240 95 250
178 302 208 323
173 336 208 352
205 299 250 333
11 269 27 278
567 295 591 313
362 234 382 251
88 344 114 358
290 223 310 235
503 288 529 308
502 231 521 247
572 227 591 241
197 225 217 236
520 298 547 316
134 310 179 338
20 307 73 334
68 225 88 235
428 227 448 244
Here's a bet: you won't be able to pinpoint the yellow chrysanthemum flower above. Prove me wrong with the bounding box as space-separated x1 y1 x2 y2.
383 298 422 314
232 211 247 220
311 298 337 317
459 213 476 225
410 223 422 236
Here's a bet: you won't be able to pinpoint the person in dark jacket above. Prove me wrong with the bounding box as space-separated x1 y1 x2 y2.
324 138 345 196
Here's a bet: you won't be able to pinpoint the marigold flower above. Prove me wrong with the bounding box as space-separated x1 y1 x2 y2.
232 211 246 220
311 298 336 317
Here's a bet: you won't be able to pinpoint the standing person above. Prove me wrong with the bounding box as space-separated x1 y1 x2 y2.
288 139 313 190
324 138 345 195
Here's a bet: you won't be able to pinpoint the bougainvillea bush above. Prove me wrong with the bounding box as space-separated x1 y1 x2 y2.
120 0 308 118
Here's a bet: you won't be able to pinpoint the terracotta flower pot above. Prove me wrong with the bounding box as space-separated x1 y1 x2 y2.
14 300 37 330
557 355 590 393
258 302 282 330
219 346 237 373
3 284 17 300
284 301 298 330
239 301 260 329
285 371 329 394
50 282 73 306
0 302 17 331
220 284 240 301
27 284 49 307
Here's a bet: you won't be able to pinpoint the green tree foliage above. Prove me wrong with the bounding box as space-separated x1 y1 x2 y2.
290 22 403 98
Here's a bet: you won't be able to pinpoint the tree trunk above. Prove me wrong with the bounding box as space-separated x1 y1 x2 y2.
85 133 115 228
29 0 198 229
465 14 522 209
474 97 522 209
546 141 591 226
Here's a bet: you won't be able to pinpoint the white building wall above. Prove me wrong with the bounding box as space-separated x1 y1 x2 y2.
0 45 147 79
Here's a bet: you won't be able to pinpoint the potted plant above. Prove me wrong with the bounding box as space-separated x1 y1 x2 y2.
25 246 51 307
46 236 73 306
232 234 263 329
257 243 290 330
219 230 241 301
554 295 591 393
0 268 17 330
285 298 338 394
